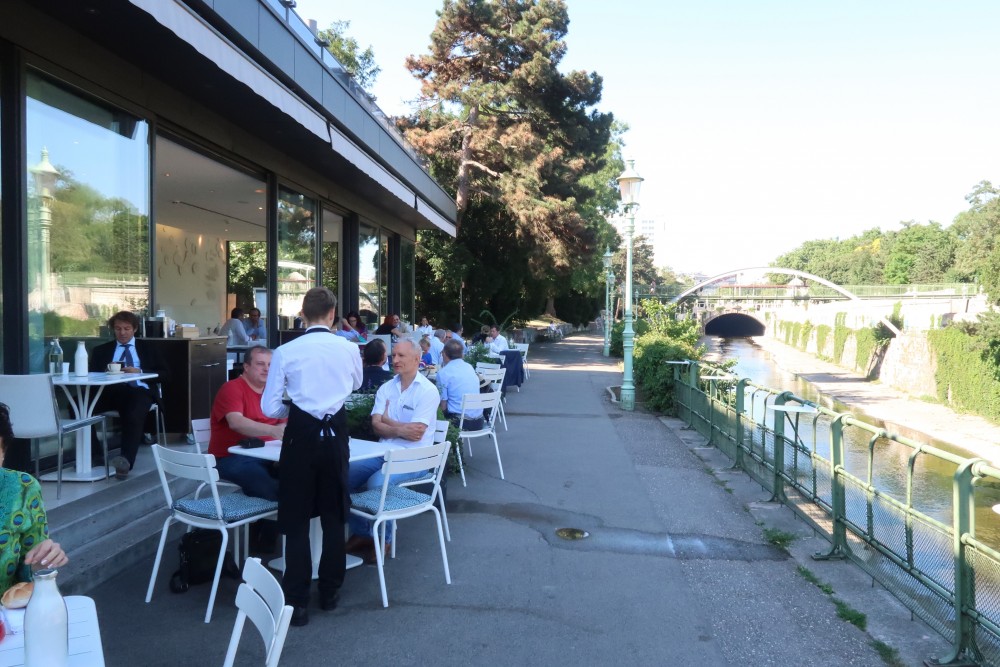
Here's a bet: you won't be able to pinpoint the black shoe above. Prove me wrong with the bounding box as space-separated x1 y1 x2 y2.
110 456 130 480
320 592 340 611
290 606 309 627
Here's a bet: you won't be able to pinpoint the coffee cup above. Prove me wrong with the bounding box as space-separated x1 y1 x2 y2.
107 362 123 374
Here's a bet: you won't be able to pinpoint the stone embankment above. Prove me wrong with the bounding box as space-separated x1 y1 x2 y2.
750 335 1000 465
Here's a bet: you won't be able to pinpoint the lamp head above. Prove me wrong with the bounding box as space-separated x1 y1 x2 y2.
616 159 643 207
602 247 613 270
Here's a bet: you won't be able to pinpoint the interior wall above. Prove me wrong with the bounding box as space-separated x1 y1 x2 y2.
154 224 227 331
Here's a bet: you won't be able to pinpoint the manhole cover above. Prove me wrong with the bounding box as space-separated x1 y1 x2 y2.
555 527 590 540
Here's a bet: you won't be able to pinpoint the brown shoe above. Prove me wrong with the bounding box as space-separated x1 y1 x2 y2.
345 535 374 555
362 542 391 565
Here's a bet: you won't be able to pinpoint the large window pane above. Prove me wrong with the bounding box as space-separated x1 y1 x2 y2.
26 72 150 372
277 186 316 327
321 208 342 307
400 238 415 327
358 224 380 327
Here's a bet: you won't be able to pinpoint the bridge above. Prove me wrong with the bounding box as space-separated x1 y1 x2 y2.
626 268 983 337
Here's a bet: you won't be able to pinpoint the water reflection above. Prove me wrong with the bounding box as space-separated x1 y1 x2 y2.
709 337 1000 547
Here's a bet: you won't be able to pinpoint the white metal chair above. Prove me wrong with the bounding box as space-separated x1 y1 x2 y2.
513 343 530 380
475 361 501 372
146 445 278 623
477 367 508 431
222 557 292 667
456 390 505 483
0 374 109 499
397 420 452 542
349 441 452 608
191 417 212 454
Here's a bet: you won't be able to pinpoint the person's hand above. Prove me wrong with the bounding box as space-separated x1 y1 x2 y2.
270 423 286 440
24 539 68 569
123 366 141 374
398 422 426 441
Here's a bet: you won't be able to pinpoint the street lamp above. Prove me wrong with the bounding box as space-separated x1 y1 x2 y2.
616 159 643 411
602 247 613 356
30 147 60 311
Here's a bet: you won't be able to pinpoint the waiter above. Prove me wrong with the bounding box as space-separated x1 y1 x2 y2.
261 287 362 627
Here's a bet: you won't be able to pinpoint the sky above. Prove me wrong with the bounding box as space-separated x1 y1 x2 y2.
292 0 1000 276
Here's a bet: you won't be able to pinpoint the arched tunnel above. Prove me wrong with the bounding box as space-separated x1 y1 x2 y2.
704 313 766 337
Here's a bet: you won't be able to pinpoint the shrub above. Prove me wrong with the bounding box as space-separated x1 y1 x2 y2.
633 333 699 412
609 318 650 357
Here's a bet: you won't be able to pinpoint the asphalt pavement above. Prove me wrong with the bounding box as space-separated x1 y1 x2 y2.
88 333 932 666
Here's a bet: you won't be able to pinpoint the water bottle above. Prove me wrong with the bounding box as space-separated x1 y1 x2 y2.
48 338 63 374
74 341 89 377
24 569 69 667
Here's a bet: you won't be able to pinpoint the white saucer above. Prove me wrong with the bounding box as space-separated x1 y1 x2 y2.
106 371 124 376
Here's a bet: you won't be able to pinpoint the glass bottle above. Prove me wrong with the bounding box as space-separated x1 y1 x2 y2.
24 569 68 667
48 338 64 374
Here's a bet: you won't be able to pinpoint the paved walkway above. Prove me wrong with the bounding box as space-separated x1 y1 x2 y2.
88 334 937 665
753 335 1000 464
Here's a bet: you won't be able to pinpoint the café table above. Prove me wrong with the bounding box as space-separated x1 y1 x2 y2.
228 437 402 575
0 595 106 667
50 371 160 482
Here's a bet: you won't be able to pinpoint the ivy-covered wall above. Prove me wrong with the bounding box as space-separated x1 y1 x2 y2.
927 328 1000 422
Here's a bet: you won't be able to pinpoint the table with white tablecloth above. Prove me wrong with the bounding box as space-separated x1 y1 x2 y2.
0 595 105 667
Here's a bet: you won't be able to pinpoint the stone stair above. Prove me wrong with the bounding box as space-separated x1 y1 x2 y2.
49 468 197 595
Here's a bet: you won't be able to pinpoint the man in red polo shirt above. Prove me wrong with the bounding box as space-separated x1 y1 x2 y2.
209 346 286 500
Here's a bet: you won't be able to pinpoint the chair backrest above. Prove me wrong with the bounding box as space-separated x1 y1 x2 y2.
151 445 223 516
475 361 501 371
0 374 61 438
191 418 212 454
373 441 451 512
223 557 292 667
458 390 502 431
513 343 529 358
478 367 506 384
433 419 449 444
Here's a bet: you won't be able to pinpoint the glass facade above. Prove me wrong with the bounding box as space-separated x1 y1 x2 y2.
25 72 150 371
276 186 316 327
358 223 380 327
400 238 415 327
321 208 343 309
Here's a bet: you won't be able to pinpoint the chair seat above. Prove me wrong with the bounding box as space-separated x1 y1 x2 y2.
351 485 430 514
174 493 277 522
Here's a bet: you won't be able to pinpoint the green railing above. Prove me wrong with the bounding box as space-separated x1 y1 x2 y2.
673 361 1000 666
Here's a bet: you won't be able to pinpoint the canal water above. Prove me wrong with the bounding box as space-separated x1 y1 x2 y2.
706 337 1000 548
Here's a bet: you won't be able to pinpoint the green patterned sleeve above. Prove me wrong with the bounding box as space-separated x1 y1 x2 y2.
20 474 51 552
1 471 50 590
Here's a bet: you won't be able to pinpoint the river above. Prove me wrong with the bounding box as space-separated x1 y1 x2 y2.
704 336 1000 547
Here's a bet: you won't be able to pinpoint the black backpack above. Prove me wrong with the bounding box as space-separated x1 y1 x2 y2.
169 529 240 593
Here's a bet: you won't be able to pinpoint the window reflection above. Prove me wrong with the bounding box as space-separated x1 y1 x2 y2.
26 72 149 372
321 209 342 305
400 239 415 326
277 187 316 326
358 224 379 327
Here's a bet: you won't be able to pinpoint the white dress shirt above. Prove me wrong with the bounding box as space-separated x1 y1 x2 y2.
429 336 444 366
370 372 439 448
488 334 509 355
261 326 363 420
219 317 250 345
416 324 434 337
116 337 148 388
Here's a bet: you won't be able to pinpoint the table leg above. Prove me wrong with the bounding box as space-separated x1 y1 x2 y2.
42 384 108 482
267 518 365 577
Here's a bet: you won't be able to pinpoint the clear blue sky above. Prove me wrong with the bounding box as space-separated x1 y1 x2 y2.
294 0 1000 276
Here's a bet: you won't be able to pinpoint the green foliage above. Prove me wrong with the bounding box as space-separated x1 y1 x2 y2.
833 598 867 630
609 318 650 357
228 241 266 310
854 327 884 376
799 321 814 351
316 21 380 91
928 325 1000 421
796 566 835 595
612 235 658 287
762 528 796 549
870 639 905 667
833 313 849 364
464 343 492 367
815 324 831 355
633 333 700 412
345 393 377 441
43 311 99 337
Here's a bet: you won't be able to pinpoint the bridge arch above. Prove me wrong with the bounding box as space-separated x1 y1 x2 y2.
671 267 901 336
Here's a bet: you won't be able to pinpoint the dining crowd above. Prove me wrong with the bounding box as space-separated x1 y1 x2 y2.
0 287 521 630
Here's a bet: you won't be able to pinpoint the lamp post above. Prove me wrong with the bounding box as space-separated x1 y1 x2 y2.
30 148 60 311
602 247 613 356
616 159 643 411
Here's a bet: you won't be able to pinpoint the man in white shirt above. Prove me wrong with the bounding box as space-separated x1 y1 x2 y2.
261 287 362 627
487 325 509 356
436 339 484 430
429 329 446 366
218 307 250 345
345 339 439 563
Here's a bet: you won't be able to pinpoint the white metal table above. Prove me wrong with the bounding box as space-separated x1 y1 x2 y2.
0 595 106 667
50 372 160 481
228 437 401 575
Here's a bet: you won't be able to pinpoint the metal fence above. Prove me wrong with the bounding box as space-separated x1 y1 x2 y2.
673 361 1000 666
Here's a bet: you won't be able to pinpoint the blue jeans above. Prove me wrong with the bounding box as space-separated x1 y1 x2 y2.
347 456 427 542
216 455 279 501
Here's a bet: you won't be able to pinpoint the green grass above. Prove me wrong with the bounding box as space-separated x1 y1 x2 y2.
762 528 797 549
870 639 905 667
796 565 834 595
833 598 867 630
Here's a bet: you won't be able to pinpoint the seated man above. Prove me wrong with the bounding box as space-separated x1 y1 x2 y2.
448 323 468 354
359 338 393 393
90 311 171 478
374 313 403 338
219 307 250 345
346 339 439 562
486 325 509 356
242 307 266 342
208 346 286 500
429 329 446 366
436 339 484 431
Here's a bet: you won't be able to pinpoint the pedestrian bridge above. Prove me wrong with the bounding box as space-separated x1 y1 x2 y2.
633 268 982 336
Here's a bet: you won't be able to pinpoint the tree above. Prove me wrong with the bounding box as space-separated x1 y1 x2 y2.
612 235 657 287
401 0 619 323
317 21 381 92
